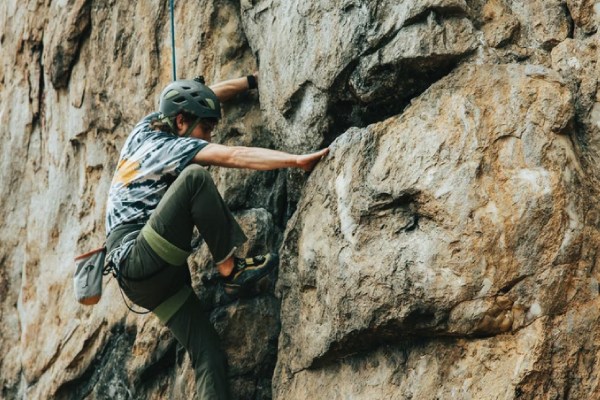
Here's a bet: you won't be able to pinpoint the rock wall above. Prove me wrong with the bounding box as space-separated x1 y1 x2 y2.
1 0 600 399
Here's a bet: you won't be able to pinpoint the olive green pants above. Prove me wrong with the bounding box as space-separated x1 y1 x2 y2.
107 164 247 400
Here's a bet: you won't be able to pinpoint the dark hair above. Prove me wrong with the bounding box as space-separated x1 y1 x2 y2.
149 112 196 134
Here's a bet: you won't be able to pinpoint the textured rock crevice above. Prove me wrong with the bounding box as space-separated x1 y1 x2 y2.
45 0 92 90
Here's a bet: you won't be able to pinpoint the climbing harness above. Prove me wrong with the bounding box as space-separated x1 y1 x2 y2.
170 0 177 80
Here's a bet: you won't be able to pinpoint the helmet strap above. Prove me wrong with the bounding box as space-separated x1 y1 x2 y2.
159 114 176 133
184 117 201 138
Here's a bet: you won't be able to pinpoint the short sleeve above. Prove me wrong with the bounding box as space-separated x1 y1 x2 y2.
149 133 210 175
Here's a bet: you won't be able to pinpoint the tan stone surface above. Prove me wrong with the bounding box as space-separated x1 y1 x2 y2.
567 0 599 35
481 0 519 48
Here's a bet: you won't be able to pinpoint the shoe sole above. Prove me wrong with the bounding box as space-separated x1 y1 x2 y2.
225 253 279 290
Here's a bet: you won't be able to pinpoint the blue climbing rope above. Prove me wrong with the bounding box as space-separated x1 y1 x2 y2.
170 0 177 81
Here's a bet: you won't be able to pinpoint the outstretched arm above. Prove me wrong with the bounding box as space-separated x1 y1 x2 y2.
192 144 329 172
210 72 258 103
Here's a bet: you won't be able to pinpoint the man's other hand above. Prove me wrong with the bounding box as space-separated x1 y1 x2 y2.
297 148 329 172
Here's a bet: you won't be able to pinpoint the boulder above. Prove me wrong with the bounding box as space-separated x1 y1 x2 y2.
275 63 598 398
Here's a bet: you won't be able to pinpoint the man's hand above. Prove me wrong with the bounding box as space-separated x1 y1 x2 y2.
296 148 329 172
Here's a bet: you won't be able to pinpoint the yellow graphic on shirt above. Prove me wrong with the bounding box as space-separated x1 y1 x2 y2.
114 159 141 186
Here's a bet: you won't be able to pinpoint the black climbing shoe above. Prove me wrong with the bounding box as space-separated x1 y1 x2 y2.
224 253 279 293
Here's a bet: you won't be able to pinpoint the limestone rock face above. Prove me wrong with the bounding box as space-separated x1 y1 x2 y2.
2 0 600 399
275 63 600 398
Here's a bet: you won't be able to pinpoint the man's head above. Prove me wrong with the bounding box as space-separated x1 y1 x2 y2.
158 77 221 139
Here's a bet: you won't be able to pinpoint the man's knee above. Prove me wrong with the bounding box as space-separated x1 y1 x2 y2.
180 164 214 189
180 163 209 179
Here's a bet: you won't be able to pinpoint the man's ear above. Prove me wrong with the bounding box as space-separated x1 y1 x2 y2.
175 113 183 129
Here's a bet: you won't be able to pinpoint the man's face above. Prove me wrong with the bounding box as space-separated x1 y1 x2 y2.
187 119 218 142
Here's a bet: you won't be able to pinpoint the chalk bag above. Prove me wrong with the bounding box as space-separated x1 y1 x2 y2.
73 247 107 305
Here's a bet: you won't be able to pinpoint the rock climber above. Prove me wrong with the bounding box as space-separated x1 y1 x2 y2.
104 73 328 399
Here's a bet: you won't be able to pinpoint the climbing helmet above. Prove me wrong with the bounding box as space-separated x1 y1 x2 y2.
158 77 221 121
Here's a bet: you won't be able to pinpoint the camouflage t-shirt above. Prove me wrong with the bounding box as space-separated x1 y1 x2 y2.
105 112 209 236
